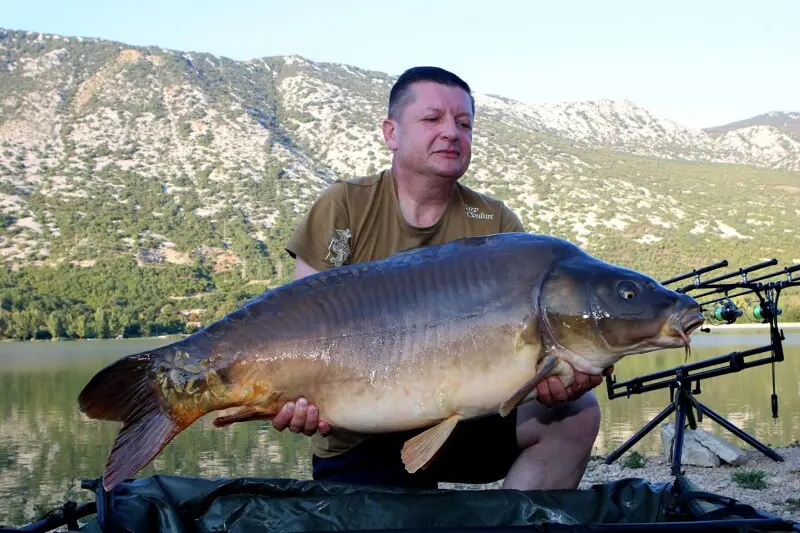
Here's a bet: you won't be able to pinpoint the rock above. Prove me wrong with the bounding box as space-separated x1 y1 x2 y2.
692 428 747 465
660 423 720 467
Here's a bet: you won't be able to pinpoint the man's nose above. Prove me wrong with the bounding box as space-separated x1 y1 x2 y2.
440 117 459 139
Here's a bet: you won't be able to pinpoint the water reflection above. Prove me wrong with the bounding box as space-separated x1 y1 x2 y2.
1 330 798 526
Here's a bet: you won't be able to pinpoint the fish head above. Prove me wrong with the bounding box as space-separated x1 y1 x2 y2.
538 255 705 373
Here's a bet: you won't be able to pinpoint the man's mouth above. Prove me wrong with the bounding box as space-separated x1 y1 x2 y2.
435 149 460 158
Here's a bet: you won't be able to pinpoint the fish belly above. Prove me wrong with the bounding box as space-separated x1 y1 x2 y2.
312 332 542 433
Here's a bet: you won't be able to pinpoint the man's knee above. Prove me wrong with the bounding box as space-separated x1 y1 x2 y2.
516 390 601 450
568 392 601 450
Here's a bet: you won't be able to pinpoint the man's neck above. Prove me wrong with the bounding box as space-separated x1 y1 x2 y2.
392 165 458 228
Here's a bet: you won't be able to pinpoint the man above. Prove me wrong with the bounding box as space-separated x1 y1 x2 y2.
277 66 607 490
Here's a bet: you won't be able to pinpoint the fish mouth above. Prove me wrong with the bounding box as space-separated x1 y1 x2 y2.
664 307 705 357
679 308 705 338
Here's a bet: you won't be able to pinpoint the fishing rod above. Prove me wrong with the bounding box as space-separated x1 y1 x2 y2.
607 258 799 477
664 261 800 327
659 260 728 288
692 264 798 300
696 264 800 326
670 259 777 295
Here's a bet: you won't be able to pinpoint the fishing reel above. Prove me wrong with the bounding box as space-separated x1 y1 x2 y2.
704 297 742 325
745 301 782 324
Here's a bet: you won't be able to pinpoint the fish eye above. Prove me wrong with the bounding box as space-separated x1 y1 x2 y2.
617 280 638 300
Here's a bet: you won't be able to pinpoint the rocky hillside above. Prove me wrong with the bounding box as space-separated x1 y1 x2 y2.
0 28 798 333
705 111 800 140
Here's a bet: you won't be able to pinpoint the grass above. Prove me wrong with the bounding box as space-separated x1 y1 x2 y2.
731 469 768 490
621 451 646 469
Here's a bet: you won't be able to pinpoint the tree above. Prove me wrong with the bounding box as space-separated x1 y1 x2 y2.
46 311 65 340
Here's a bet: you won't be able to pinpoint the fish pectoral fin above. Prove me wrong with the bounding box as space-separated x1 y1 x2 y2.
212 406 276 428
499 353 559 417
401 414 462 474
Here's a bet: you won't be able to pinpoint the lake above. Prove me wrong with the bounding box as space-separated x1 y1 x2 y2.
1 328 799 527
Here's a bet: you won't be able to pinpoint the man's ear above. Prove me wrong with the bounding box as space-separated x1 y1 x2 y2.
382 118 397 151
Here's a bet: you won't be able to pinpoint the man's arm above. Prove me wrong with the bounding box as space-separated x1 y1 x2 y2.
293 256 320 280
269 258 333 437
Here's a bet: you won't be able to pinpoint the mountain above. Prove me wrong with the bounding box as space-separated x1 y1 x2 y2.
704 111 800 140
474 97 800 172
0 28 798 339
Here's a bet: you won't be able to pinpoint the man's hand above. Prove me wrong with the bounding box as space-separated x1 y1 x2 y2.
271 397 332 437
535 366 614 407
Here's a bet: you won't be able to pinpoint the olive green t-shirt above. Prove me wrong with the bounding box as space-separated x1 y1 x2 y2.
284 168 525 457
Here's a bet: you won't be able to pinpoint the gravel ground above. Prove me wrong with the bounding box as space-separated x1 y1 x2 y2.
440 446 800 525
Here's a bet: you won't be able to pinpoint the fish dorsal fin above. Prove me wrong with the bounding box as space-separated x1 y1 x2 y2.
401 414 462 473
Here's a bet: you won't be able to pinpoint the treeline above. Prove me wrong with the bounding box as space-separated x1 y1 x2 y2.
0 159 309 341
2 247 796 343
0 256 271 341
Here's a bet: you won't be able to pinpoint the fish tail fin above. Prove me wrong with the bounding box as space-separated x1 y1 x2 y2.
77 351 195 492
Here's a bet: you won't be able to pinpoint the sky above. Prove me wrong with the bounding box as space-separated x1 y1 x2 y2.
3 0 798 129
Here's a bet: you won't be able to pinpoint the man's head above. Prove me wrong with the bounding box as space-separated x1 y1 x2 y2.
383 67 475 180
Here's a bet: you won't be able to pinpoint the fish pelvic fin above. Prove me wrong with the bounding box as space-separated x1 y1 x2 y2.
401 414 462 474
77 351 196 492
499 353 559 417
212 405 277 427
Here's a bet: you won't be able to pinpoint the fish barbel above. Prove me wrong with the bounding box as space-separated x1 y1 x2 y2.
78 232 704 490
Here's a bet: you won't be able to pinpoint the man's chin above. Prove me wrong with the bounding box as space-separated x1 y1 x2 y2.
429 161 468 179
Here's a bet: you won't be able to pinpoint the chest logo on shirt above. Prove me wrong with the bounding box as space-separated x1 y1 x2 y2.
465 206 494 220
326 228 352 267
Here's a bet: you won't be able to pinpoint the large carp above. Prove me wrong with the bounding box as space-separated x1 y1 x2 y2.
78 232 704 491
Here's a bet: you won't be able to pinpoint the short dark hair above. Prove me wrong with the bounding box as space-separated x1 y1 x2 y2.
388 66 474 120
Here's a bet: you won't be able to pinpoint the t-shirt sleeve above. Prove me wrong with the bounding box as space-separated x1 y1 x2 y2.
285 181 350 272
499 202 525 233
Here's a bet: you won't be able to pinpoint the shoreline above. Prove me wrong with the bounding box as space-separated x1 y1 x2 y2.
0 334 187 343
579 447 800 524
441 446 800 524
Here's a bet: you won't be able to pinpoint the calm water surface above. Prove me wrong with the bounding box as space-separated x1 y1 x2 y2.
1 329 798 526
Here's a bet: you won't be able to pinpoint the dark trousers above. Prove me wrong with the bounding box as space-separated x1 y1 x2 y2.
312 411 521 489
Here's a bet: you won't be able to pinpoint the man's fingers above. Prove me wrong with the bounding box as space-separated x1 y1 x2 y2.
546 376 569 403
290 398 309 432
304 403 320 436
572 371 591 393
533 365 614 407
271 402 295 431
269 398 330 436
536 380 553 406
318 420 332 437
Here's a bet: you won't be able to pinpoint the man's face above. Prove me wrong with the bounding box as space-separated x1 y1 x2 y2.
383 81 474 180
